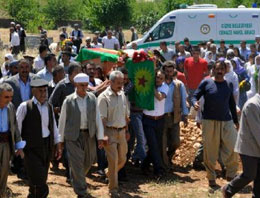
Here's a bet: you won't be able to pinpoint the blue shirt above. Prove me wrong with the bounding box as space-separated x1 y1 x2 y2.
191 78 238 123
239 47 251 61
19 77 31 102
0 107 8 132
164 81 189 115
37 67 53 82
0 106 26 149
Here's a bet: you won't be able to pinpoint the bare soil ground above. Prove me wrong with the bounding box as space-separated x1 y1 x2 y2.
7 120 252 198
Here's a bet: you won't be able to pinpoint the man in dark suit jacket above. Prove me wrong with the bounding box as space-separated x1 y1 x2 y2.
5 59 37 110
16 24 26 54
0 83 25 198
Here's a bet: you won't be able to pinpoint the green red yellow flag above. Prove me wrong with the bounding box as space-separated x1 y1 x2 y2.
76 48 155 110
126 60 154 110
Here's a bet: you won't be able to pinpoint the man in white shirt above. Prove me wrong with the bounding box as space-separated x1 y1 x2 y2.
16 78 62 198
142 69 169 177
91 36 102 48
160 41 175 61
59 73 105 198
37 53 57 82
102 30 120 50
10 27 20 56
178 44 191 59
34 45 48 72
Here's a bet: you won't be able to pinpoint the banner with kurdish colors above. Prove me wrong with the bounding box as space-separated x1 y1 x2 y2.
126 60 154 110
76 48 155 110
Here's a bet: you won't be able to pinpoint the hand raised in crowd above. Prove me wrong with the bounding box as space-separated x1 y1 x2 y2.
15 149 24 159
55 143 63 160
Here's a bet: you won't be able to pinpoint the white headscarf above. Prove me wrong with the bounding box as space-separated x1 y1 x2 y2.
204 51 215 63
224 60 239 104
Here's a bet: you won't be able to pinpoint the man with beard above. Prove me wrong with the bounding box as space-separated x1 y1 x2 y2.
5 59 37 109
162 61 188 168
85 62 110 95
191 60 239 188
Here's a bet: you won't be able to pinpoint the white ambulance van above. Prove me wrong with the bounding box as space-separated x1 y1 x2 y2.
127 4 260 49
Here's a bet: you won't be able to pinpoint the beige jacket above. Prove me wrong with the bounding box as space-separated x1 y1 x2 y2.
235 94 260 157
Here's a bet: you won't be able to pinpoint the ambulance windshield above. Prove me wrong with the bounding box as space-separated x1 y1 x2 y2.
145 22 175 42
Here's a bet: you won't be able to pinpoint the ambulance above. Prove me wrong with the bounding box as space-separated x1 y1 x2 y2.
127 4 260 49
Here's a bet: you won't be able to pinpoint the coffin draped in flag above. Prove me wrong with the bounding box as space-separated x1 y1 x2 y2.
76 48 155 110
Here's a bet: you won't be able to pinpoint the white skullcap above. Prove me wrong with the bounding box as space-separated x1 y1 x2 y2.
5 53 14 61
227 49 234 55
73 73 89 83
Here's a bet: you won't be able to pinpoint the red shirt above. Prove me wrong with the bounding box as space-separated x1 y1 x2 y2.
184 57 208 90
177 71 187 86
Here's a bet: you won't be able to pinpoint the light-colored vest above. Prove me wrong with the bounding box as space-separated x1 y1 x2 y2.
64 92 97 141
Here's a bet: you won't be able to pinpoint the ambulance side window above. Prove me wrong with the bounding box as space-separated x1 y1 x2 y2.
145 22 175 42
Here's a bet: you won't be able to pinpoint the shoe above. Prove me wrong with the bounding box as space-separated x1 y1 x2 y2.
96 169 106 176
133 159 141 167
208 180 217 188
154 169 165 179
66 178 72 185
118 175 128 182
6 186 13 198
109 189 120 198
17 172 28 180
221 185 229 198
193 162 205 171
226 176 236 182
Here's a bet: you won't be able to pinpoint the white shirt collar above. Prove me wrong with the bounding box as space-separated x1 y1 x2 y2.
32 96 47 106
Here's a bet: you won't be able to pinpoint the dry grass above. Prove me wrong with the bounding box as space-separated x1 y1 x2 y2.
0 28 133 63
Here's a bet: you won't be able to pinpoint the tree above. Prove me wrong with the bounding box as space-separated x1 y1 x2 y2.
163 0 193 12
43 0 79 25
6 0 40 27
231 0 244 7
90 0 132 28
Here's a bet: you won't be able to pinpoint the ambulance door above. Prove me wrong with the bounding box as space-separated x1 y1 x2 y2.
177 11 217 45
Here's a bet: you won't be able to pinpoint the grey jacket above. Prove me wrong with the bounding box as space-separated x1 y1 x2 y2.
7 102 22 155
235 93 260 158
63 92 97 141
4 73 37 109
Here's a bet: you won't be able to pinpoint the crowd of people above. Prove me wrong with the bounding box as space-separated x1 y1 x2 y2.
0 22 260 198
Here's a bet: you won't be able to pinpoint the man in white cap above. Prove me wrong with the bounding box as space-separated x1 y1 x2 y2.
16 78 62 198
59 73 105 198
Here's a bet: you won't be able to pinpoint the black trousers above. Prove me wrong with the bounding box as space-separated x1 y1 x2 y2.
24 138 51 198
11 46 20 55
226 154 260 197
